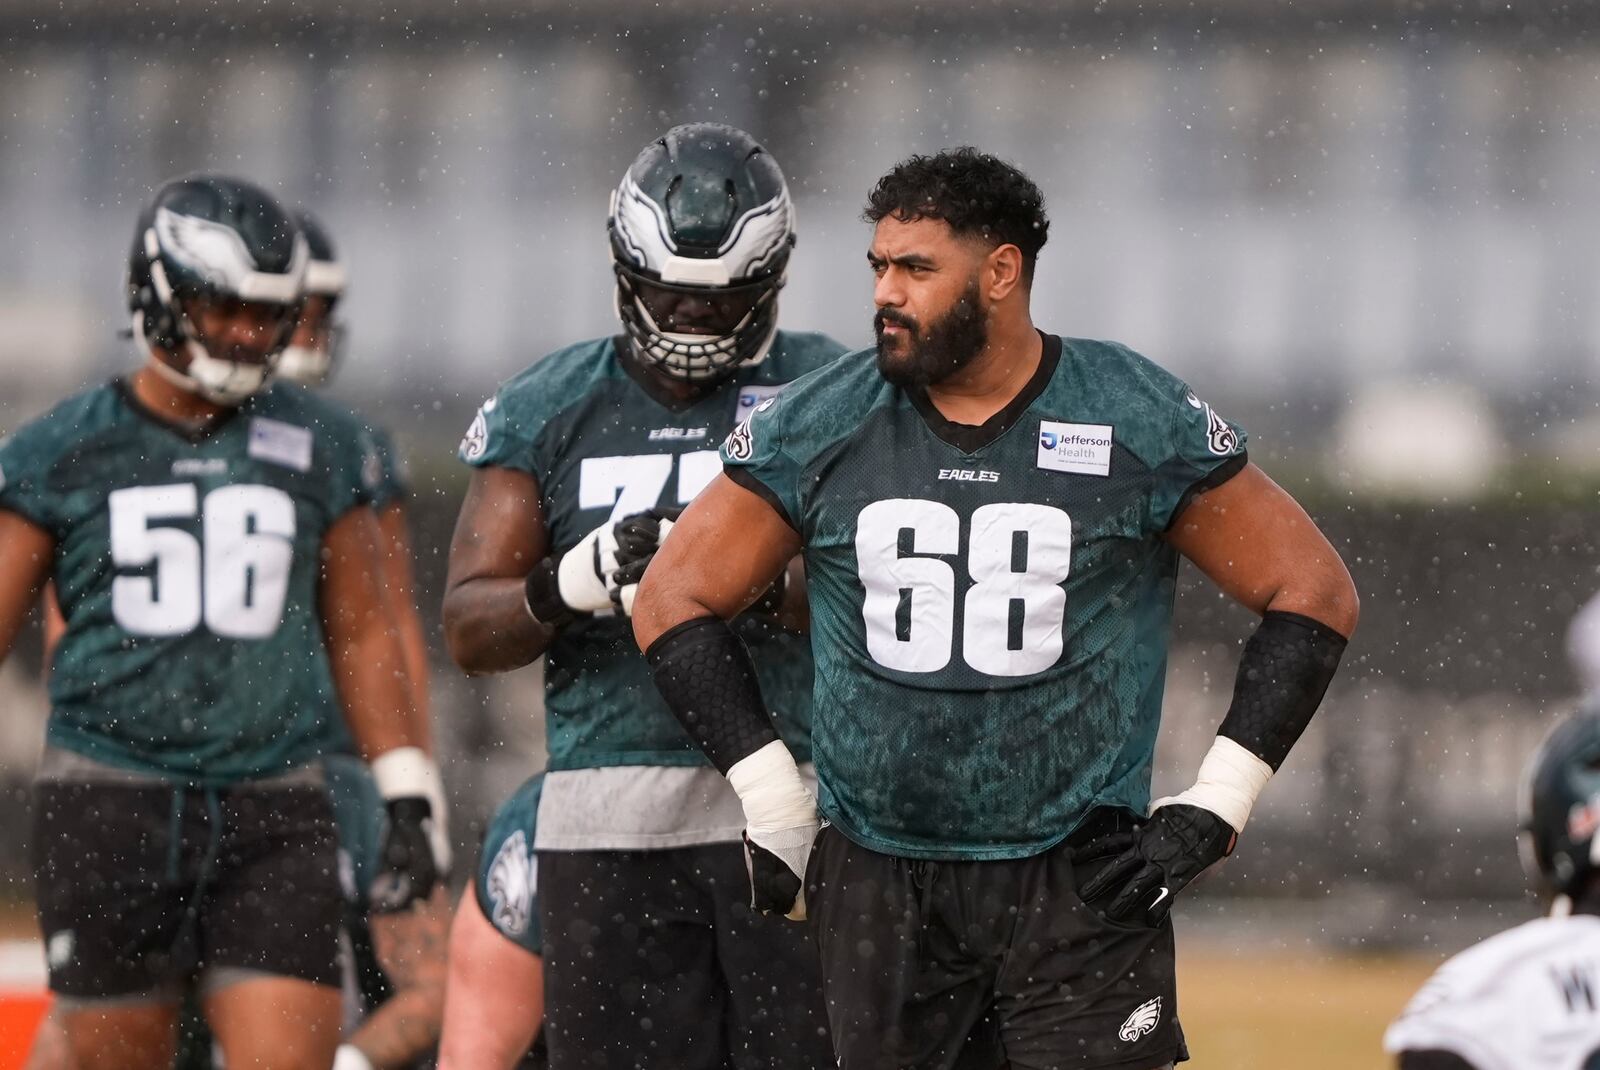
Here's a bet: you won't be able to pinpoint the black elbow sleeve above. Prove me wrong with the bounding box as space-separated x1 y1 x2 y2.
645 616 780 774
1218 610 1348 771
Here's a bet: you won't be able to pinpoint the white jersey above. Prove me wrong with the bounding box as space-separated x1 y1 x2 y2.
1385 915 1600 1069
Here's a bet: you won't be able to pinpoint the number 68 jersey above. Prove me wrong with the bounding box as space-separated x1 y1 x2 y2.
722 333 1248 861
0 379 381 783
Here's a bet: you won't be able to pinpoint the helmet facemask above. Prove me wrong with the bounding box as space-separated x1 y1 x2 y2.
613 259 784 382
277 293 347 388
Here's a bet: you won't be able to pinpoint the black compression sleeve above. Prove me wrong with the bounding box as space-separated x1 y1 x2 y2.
1218 610 1348 771
646 616 780 774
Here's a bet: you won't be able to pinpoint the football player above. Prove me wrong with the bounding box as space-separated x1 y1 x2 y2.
0 175 438 1070
438 775 548 1069
441 123 843 1067
635 147 1360 1070
1385 710 1600 1068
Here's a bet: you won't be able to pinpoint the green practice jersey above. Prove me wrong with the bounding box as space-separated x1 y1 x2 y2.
365 422 409 511
0 379 380 783
722 335 1248 860
459 331 847 771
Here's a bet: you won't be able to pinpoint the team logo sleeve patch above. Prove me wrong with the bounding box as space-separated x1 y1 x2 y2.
1185 391 1240 456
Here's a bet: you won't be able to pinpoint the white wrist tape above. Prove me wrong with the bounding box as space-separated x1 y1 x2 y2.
371 746 442 803
333 1044 375 1070
727 740 817 834
1150 736 1273 834
557 523 620 613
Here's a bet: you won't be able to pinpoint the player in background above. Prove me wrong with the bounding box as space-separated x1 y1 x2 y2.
635 147 1359 1069
26 206 451 1070
438 775 549 1070
0 175 438 1070
442 123 842 1067
1385 710 1600 1069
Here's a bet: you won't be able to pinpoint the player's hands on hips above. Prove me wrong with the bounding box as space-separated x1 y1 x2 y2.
745 817 821 921
1076 803 1236 925
372 796 440 913
609 507 682 616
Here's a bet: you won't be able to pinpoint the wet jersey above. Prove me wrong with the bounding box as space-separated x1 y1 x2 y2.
722 334 1248 860
0 379 378 783
365 423 409 511
1385 915 1600 1069
476 774 544 955
458 331 847 771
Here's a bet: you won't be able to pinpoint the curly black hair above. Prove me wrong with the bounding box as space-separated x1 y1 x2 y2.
863 147 1049 282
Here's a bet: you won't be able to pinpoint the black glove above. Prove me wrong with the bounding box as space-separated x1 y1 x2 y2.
610 507 683 615
1075 804 1236 925
370 797 439 914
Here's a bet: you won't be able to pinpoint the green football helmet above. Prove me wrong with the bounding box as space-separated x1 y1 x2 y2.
608 123 794 382
1521 707 1600 898
127 174 308 404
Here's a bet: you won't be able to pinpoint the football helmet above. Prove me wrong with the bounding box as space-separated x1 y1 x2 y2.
1521 707 1600 898
608 123 794 382
127 174 308 405
277 209 348 387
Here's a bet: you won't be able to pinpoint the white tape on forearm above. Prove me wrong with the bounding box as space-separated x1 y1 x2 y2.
332 1044 375 1070
727 740 817 834
371 746 441 803
1151 736 1273 834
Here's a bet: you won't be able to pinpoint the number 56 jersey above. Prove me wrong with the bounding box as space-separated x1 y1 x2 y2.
0 380 380 784
722 334 1248 861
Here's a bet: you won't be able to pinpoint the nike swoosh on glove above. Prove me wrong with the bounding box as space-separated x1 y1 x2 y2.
609 507 683 617
744 822 820 921
1075 803 1236 925
370 797 439 913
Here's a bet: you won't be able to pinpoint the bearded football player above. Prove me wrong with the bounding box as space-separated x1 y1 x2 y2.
441 123 842 1067
0 175 437 1070
635 147 1359 1069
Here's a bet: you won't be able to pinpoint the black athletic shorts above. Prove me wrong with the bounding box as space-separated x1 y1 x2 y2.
33 779 344 1000
538 842 833 1069
806 809 1187 1070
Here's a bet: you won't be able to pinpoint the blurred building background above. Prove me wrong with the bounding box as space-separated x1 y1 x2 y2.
3 0 1600 964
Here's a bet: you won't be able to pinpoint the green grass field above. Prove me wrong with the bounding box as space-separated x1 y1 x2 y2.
1178 946 1437 1069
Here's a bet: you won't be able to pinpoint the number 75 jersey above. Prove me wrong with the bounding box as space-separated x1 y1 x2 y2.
722 334 1248 861
0 380 382 783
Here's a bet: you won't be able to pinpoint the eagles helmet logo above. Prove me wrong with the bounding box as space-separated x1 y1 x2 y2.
1185 390 1238 457
1118 996 1162 1042
486 829 536 937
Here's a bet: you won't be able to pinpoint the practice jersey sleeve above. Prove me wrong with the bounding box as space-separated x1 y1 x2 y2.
366 424 410 509
475 775 544 955
720 392 803 529
1147 381 1249 532
458 383 554 478
0 427 58 532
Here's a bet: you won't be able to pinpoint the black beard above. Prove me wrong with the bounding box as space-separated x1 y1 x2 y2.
874 279 989 389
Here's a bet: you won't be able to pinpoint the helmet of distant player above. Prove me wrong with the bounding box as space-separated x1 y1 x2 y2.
1520 707 1600 900
127 174 308 405
608 122 795 382
277 209 348 387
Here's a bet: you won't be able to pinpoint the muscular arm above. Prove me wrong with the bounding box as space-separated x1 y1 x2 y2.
41 582 64 671
376 502 434 752
1164 463 1358 637
633 473 800 649
441 467 554 674
320 506 421 759
347 887 450 1068
437 892 543 1070
0 511 53 664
